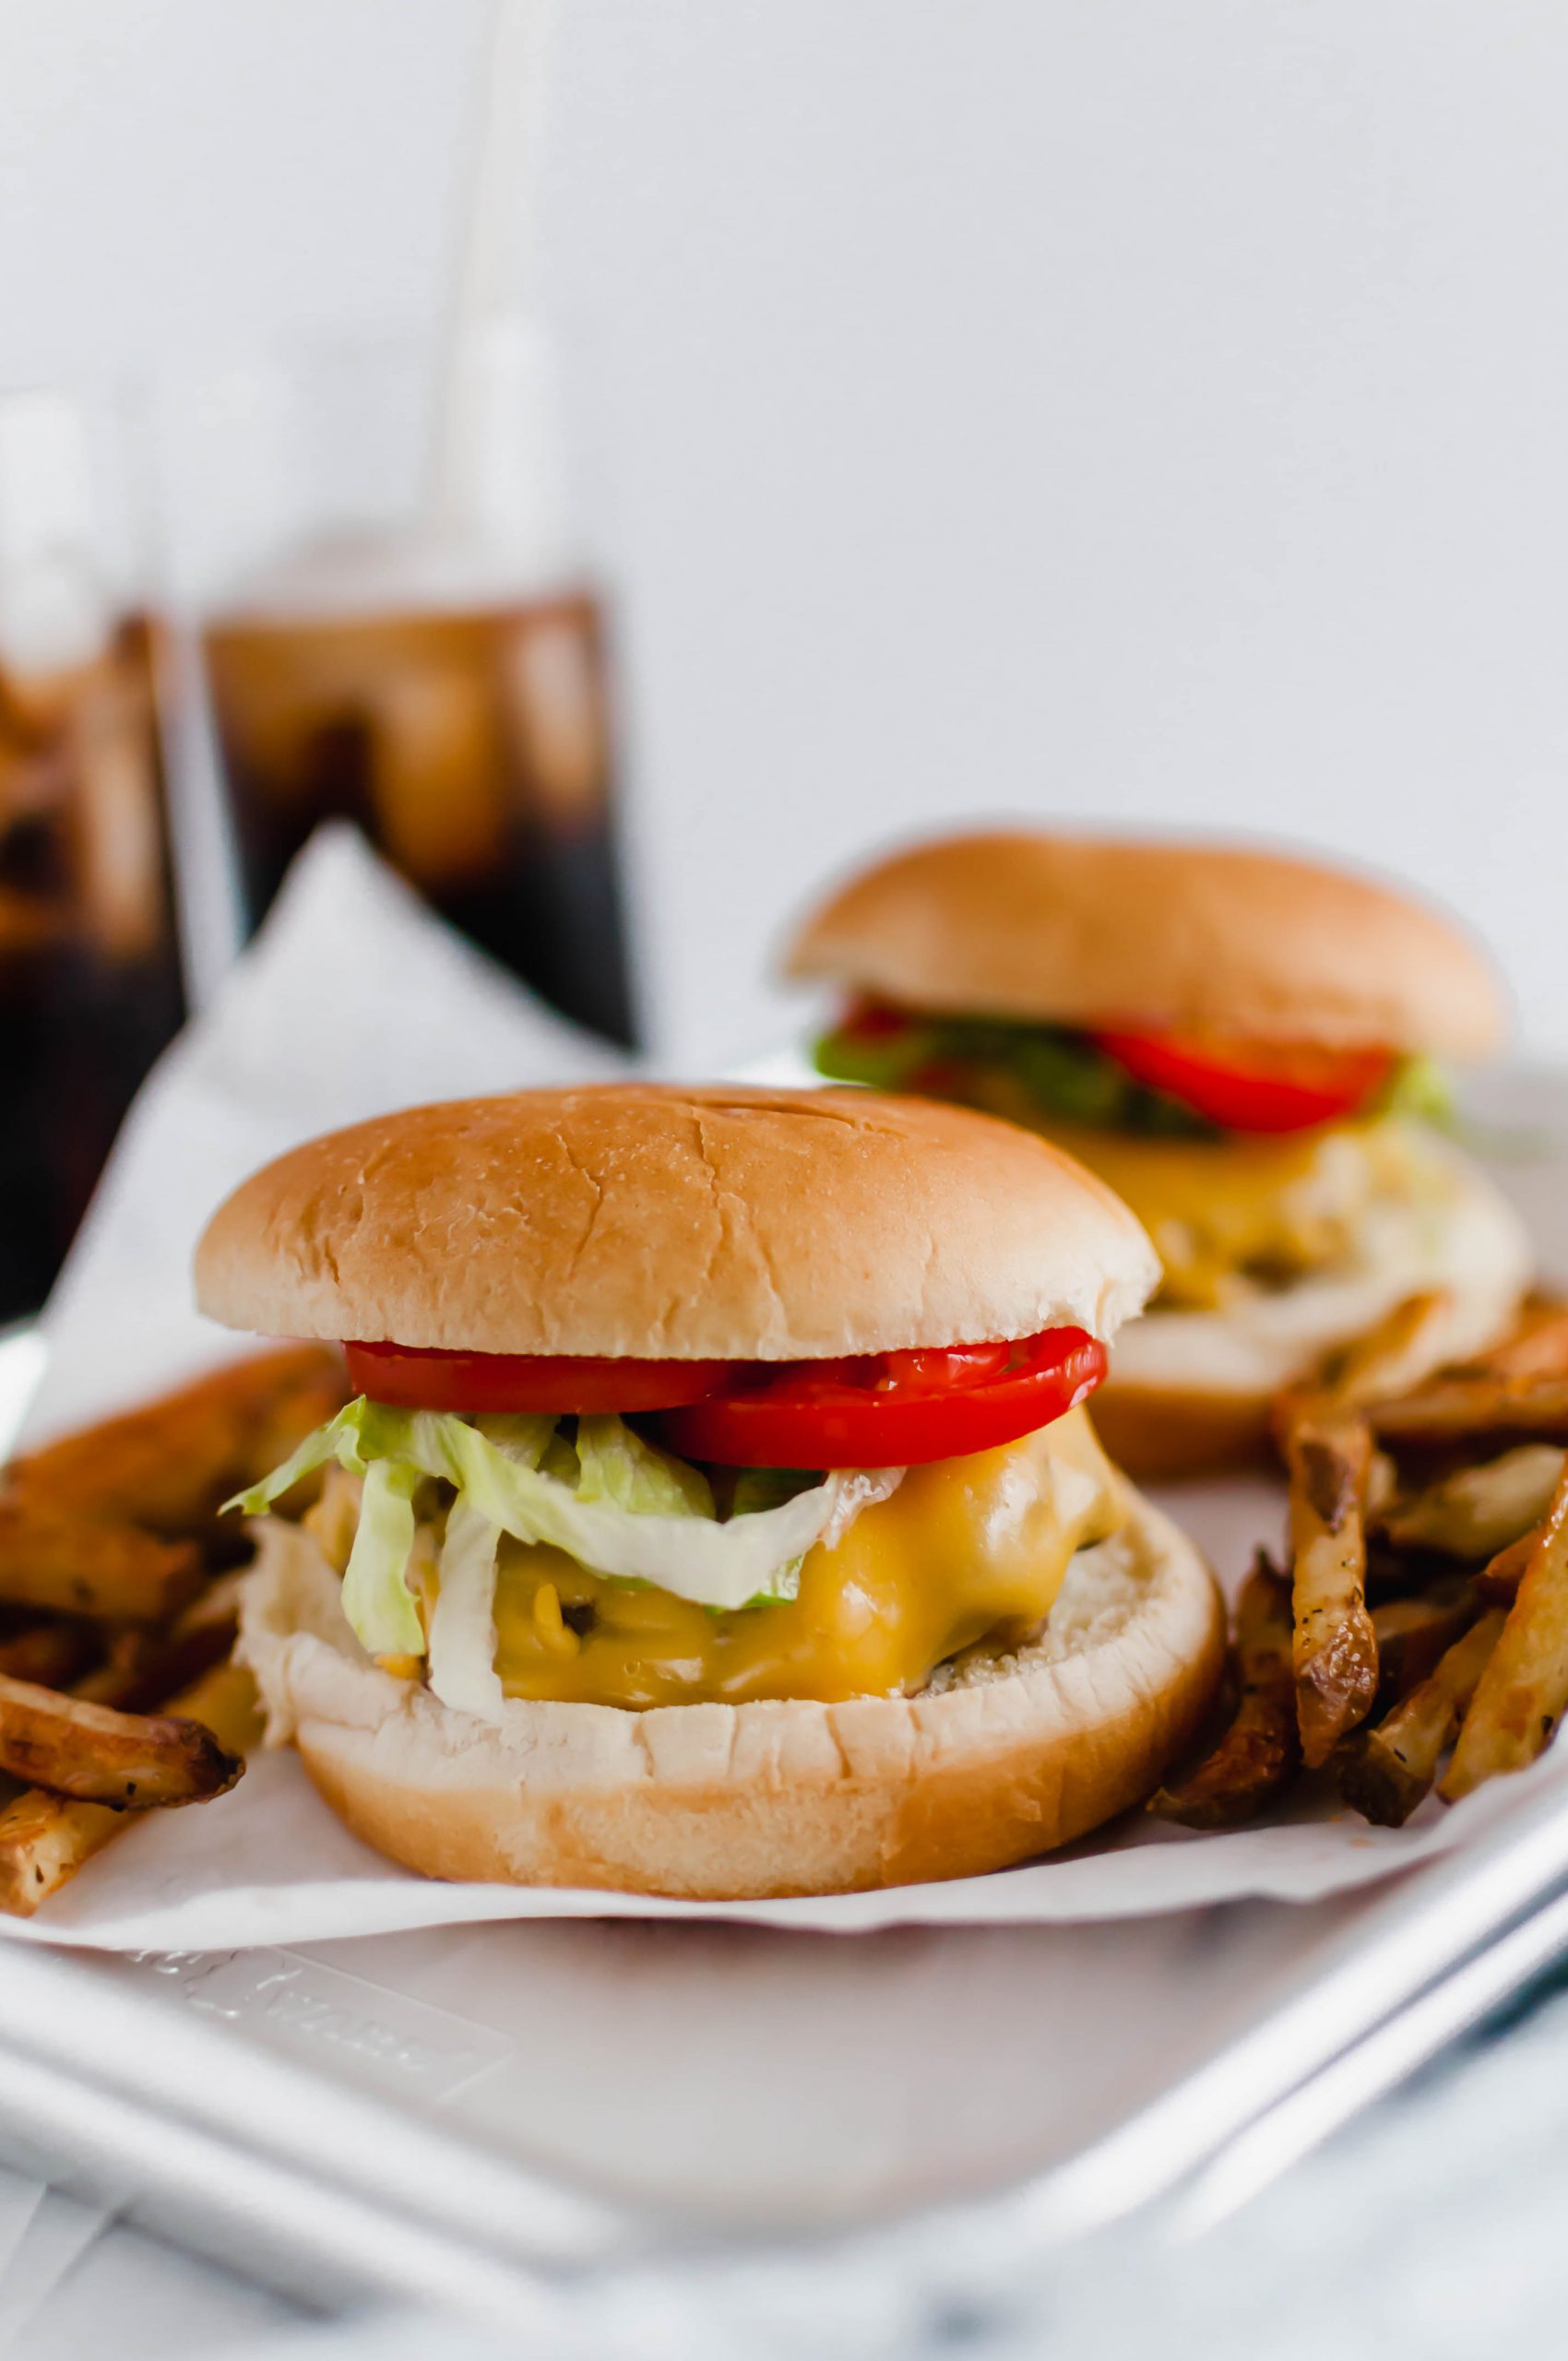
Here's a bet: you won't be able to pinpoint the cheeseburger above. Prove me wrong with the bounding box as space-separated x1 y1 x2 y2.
790 832 1530 1476
197 1086 1220 1899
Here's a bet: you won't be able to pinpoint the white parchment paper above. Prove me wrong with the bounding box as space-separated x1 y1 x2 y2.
6 825 1565 1949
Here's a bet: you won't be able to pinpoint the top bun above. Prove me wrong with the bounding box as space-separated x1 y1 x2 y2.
787 831 1505 1058
195 1086 1157 1360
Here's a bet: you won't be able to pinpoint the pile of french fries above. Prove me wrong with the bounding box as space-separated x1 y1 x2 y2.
0 1346 346 1916
1153 1290 1568 1832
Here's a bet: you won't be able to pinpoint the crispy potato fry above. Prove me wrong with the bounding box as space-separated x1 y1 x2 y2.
0 1661 262 1918
1475 1530 1538 1604
1381 1444 1566 1560
70 1613 238 1714
0 1670 245 1807
1273 1292 1455 1464
1319 1291 1458 1411
1443 1462 1568 1798
1364 1449 1399 1524
1148 1554 1300 1828
0 1491 204 1623
0 1345 307 1921
1476 1298 1568 1383
9 1346 346 1534
1371 1579 1479 1708
0 1622 94 1688
1371 1374 1568 1448
1339 1608 1507 1826
0 1791 123 1917
1286 1412 1378 1766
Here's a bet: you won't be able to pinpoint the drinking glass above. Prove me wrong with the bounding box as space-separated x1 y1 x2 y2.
0 387 186 1320
152 321 638 1047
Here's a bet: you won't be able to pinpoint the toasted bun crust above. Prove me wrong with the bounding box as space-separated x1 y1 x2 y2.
195 1085 1158 1358
241 1489 1224 1900
1096 1158 1530 1478
787 832 1505 1058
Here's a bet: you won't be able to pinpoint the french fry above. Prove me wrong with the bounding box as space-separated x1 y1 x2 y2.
70 1612 238 1714
1364 1449 1399 1525
1371 1578 1479 1708
1320 1290 1458 1411
1286 1412 1378 1766
1381 1444 1566 1561
0 1792 123 1917
1443 1462 1568 1798
1474 1530 1538 1605
0 1492 204 1623
161 1659 265 1756
9 1346 346 1534
1371 1374 1568 1449
1338 1608 1507 1826
1474 1298 1568 1383
0 1662 263 1918
1147 1554 1300 1828
0 1670 245 1808
1275 1293 1457 1449
0 1622 94 1689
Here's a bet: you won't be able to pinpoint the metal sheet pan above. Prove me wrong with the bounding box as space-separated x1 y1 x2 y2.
3 1762 1567 2322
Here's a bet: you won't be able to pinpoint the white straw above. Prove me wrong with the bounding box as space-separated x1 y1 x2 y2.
425 0 558 525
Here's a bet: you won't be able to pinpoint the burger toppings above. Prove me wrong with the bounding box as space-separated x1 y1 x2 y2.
815 1003 1462 1311
343 1344 729 1414
1086 1030 1396 1135
290 1409 1122 1714
814 1000 1447 1139
231 1327 1119 1717
232 1402 903 1642
346 1329 1107 1467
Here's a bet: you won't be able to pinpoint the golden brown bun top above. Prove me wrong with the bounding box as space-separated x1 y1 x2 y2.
195 1085 1158 1359
786 831 1506 1057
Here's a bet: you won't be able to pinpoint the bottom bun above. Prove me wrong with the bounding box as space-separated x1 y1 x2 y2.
241 1489 1223 1901
1099 1156 1530 1481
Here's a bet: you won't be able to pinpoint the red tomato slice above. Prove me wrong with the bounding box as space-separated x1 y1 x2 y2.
1091 1027 1395 1134
839 997 915 1040
652 1328 1107 1468
344 1342 728 1414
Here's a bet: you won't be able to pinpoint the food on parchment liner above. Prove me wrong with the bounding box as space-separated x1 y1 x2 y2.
0 1347 345 1916
1150 1292 1568 1830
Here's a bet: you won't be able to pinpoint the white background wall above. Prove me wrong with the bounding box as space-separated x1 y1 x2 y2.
3 0 1565 1066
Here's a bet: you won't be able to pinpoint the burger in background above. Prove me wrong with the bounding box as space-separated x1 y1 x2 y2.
790 832 1531 1477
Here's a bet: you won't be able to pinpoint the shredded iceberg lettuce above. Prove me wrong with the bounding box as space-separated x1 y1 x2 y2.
573 1415 715 1517
339 1457 423 1657
230 1404 903 1660
427 1501 506 1718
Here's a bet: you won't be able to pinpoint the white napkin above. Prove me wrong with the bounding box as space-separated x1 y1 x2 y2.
6 833 1565 1947
26 825 623 1442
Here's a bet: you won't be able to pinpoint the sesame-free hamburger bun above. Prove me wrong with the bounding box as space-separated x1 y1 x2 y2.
786 830 1506 1056
195 1084 1158 1361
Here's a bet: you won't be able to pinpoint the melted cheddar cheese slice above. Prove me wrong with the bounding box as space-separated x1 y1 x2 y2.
485 1407 1122 1709
965 1071 1450 1309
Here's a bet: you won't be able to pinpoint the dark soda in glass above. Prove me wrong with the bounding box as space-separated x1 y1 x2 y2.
0 613 186 1320
203 585 637 1048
